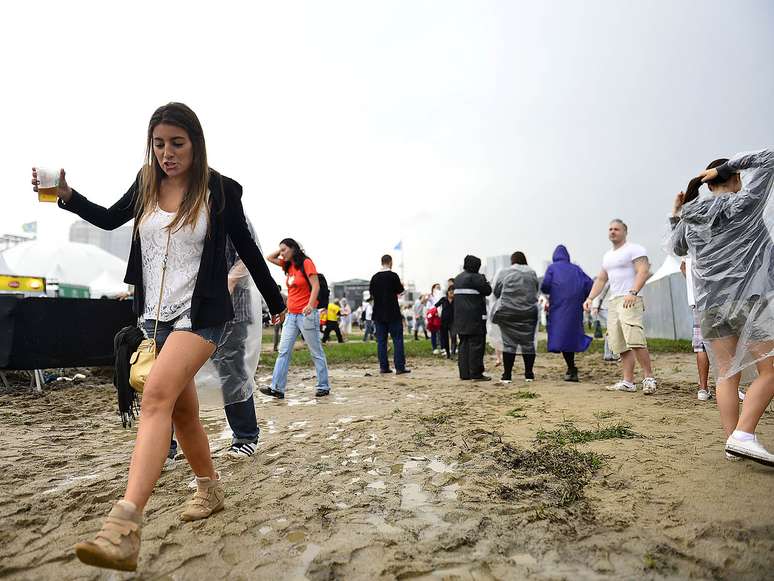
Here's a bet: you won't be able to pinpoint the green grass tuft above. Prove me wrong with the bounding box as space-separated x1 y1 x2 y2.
536 421 641 445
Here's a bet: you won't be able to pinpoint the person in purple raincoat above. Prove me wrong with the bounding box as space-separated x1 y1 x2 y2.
540 245 593 382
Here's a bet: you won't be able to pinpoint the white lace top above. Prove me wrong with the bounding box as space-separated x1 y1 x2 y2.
139 202 208 322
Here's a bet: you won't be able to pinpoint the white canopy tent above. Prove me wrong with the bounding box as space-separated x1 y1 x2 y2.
640 255 692 340
1 240 129 297
0 251 10 274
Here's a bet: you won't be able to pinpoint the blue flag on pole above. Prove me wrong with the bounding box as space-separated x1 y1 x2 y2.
393 241 402 251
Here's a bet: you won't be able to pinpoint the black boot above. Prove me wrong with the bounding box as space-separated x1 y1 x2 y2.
564 367 579 382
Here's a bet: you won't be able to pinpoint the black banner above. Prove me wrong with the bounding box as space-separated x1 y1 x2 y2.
0 296 136 370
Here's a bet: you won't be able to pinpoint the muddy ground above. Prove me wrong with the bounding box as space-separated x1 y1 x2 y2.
0 351 772 580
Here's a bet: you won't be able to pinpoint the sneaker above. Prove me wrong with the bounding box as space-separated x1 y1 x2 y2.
606 381 636 392
524 372 535 382
315 389 330 397
226 442 257 460
738 389 746 402
725 451 743 462
74 501 142 572
697 389 711 402
180 473 225 522
725 435 774 467
163 456 176 471
642 377 657 395
379 368 393 374
432 349 441 355
396 369 411 375
259 386 284 400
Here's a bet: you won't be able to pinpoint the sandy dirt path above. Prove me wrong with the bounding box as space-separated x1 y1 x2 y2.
1 352 772 580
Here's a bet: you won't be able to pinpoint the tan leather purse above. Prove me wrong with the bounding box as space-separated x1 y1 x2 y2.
129 229 171 393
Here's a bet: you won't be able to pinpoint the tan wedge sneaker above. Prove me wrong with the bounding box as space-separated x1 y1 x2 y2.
74 501 142 572
180 473 224 522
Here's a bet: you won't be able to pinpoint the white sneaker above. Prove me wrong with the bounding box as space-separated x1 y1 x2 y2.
725 451 743 462
163 456 176 472
642 377 657 395
697 389 711 402
725 434 774 467
606 381 636 392
226 442 258 460
738 389 746 402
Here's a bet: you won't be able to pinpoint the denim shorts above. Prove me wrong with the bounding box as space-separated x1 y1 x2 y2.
140 309 230 353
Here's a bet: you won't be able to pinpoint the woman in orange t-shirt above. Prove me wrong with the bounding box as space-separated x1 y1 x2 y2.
261 238 330 398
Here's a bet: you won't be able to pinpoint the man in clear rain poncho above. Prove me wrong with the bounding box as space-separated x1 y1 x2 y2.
670 148 774 466
194 219 266 459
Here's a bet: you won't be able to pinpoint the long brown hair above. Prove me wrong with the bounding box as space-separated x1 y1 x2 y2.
135 103 210 234
683 158 729 206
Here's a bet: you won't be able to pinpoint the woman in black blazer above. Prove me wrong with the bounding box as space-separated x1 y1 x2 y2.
32 102 286 572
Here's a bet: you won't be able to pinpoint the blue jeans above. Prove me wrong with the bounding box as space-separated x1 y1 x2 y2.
272 311 330 394
375 320 406 372
224 395 260 444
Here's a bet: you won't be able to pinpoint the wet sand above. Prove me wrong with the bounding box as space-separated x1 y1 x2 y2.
0 352 772 580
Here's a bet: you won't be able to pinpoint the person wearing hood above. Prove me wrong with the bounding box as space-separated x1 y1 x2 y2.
541 245 594 382
453 255 492 381
492 252 540 383
670 148 774 466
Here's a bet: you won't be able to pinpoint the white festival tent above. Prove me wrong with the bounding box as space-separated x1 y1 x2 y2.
640 254 692 340
0 251 9 275
1 240 128 297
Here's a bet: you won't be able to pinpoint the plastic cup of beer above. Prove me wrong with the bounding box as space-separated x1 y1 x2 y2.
36 168 60 203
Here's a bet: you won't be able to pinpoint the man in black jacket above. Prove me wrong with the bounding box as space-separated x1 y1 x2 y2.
369 254 410 374
453 255 492 381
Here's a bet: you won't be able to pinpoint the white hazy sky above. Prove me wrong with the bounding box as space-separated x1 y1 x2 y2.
2 0 773 290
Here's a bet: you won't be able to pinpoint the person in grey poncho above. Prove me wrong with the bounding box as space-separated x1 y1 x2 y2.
491 252 540 382
670 148 774 466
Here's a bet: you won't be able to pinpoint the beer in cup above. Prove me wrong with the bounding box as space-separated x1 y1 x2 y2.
36 168 60 203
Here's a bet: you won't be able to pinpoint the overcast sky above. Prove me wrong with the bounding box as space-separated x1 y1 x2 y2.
2 0 773 290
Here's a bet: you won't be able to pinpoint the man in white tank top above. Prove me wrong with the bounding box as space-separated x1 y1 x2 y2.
584 219 657 394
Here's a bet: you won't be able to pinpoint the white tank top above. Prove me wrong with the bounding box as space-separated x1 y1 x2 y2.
139 203 208 322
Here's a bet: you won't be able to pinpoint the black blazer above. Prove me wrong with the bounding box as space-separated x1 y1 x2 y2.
58 170 286 329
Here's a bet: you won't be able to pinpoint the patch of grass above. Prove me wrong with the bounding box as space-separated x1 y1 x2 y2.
592 410 617 421
537 338 693 354
536 421 641 446
494 441 604 505
412 430 429 446
258 337 435 368
514 390 539 400
505 406 527 418
419 411 453 426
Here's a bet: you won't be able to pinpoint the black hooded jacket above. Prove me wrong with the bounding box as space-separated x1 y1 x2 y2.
452 255 492 336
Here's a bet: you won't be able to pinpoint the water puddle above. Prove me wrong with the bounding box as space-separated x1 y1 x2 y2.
286 530 306 543
288 543 321 580
366 480 386 490
42 473 99 495
367 515 404 535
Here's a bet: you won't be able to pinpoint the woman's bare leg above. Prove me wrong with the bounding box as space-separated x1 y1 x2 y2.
172 378 217 478
735 342 774 434
710 336 741 437
124 332 215 511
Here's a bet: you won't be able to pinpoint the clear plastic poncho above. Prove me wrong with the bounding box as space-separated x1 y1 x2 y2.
669 148 774 379
194 235 265 406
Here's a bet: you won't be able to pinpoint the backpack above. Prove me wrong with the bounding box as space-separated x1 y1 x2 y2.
426 306 442 332
300 263 330 310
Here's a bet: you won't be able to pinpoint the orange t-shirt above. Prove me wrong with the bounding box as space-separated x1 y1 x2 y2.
285 258 318 314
